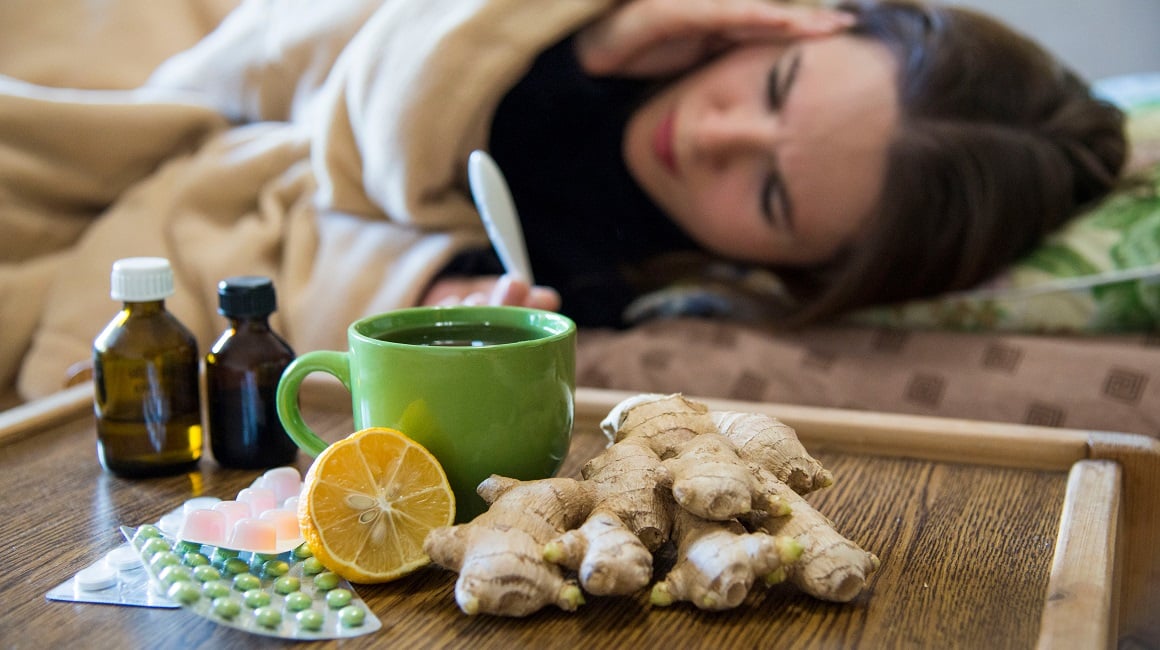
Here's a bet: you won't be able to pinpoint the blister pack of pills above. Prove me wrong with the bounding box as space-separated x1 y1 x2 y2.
45 542 179 609
49 467 381 640
122 524 380 639
161 467 305 554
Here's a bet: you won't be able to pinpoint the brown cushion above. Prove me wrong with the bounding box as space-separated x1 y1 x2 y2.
578 318 1160 437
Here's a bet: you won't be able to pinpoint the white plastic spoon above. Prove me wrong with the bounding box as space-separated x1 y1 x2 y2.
468 149 535 284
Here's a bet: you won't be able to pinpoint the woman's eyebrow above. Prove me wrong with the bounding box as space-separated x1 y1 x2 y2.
781 48 802 105
767 47 802 109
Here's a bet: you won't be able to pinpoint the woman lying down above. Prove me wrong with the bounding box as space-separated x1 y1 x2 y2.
0 0 1126 399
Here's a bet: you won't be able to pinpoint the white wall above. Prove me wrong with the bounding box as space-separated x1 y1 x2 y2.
947 0 1160 81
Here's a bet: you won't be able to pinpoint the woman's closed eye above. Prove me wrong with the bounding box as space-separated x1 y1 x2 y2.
760 48 800 232
761 168 794 232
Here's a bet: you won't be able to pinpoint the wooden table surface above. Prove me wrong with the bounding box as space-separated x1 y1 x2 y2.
1 385 1157 649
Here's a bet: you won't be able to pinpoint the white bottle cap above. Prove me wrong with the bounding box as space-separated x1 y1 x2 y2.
110 257 175 301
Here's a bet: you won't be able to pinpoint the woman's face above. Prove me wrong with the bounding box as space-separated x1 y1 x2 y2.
623 35 900 266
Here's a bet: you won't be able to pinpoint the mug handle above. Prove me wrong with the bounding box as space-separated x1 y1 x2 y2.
276 350 351 457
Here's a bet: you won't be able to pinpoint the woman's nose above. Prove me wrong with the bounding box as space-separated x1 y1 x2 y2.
690 112 779 161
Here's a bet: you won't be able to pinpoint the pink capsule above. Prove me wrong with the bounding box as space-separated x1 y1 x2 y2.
282 496 299 512
259 467 303 503
259 509 301 543
236 487 277 515
229 518 278 554
212 500 252 532
182 496 221 516
179 509 227 546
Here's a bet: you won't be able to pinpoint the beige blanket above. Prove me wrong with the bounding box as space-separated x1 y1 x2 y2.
0 0 620 399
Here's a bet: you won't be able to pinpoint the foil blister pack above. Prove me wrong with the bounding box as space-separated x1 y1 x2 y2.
45 542 179 609
47 467 381 640
120 524 380 640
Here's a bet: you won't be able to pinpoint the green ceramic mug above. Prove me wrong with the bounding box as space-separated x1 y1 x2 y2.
276 306 576 522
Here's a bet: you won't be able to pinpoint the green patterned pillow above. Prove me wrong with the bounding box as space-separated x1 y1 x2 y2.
852 75 1160 334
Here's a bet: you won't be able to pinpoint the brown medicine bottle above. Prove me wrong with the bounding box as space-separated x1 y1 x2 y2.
205 276 297 468
93 257 202 477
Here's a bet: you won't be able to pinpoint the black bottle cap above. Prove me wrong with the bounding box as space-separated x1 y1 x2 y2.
218 276 277 317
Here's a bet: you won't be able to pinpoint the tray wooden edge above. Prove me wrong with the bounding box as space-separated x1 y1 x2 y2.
0 382 91 447
574 387 1096 470
1036 459 1121 650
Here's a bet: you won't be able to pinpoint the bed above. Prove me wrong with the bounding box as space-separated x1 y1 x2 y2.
1 0 1157 439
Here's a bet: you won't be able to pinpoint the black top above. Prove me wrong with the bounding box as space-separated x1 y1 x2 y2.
217 275 277 317
449 35 696 328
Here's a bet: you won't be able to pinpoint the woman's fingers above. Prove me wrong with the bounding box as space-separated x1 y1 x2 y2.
526 286 562 311
426 275 561 310
577 0 852 77
489 274 528 305
490 275 562 311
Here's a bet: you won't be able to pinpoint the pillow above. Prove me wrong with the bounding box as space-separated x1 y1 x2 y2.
851 74 1160 334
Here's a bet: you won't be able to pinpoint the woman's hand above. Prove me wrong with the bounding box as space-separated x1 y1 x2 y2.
576 0 853 78
422 274 562 311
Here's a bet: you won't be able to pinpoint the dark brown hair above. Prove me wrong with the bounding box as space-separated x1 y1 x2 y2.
780 0 1128 325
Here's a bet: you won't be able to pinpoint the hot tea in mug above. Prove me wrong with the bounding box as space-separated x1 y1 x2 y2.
277 306 576 522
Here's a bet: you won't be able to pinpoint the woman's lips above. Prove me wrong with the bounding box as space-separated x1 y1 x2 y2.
653 110 678 175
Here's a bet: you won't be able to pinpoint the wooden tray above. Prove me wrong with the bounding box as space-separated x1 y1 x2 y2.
1 384 1157 648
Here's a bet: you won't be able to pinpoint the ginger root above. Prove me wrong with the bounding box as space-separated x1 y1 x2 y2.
650 508 803 610
423 476 592 616
745 467 880 603
423 394 878 616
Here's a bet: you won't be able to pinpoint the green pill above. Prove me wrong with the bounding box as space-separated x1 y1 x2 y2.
262 560 291 578
210 548 239 566
166 581 201 605
201 580 231 600
139 537 171 560
254 606 282 628
211 596 242 619
246 553 278 571
338 605 366 628
243 588 271 609
192 565 221 583
150 551 182 571
313 572 339 591
273 576 300 594
301 557 324 575
283 591 312 612
182 552 209 568
292 544 313 560
158 565 193 585
325 588 352 609
222 558 250 575
232 573 262 592
295 609 325 632
132 525 163 547
173 541 201 555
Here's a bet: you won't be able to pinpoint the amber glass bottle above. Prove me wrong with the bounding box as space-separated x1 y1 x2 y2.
92 257 202 477
205 276 297 468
